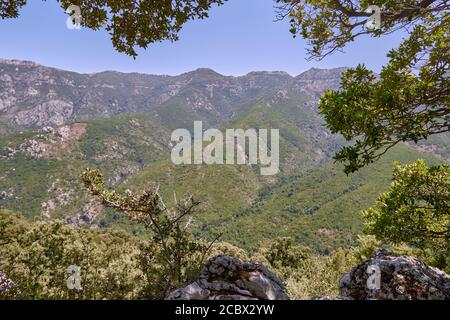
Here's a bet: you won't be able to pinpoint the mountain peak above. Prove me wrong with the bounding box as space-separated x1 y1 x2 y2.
243 71 292 78
181 68 224 78
296 67 348 80
0 58 41 67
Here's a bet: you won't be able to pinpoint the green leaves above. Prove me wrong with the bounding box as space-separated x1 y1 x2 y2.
277 1 450 173
80 168 216 298
0 211 145 299
1 0 226 57
319 17 449 173
362 160 449 250
0 0 27 18
63 0 227 57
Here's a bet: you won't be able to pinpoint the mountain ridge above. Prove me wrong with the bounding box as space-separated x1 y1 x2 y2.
1 58 446 253
0 58 347 130
0 58 346 78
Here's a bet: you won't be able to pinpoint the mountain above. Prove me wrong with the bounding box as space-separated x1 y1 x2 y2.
0 59 446 252
209 144 442 252
0 59 296 130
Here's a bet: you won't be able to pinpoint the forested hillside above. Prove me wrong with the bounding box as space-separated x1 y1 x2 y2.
0 59 447 254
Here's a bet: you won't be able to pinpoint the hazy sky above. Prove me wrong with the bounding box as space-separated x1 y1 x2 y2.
0 0 406 76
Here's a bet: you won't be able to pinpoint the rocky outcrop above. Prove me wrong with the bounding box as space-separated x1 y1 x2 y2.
0 272 20 299
311 296 343 300
170 250 450 301
166 255 289 300
339 248 450 300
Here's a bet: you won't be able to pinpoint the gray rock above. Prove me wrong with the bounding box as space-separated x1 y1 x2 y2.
166 255 289 300
339 248 450 300
0 59 346 131
0 191 14 201
0 272 20 299
311 296 344 300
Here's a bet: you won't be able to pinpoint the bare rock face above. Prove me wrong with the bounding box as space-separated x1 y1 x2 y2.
339 248 450 300
166 255 289 300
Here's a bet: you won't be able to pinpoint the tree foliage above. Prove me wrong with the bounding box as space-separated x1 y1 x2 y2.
80 168 219 297
362 160 449 251
276 0 449 173
253 237 356 299
0 210 145 299
2 1 447 171
0 0 225 57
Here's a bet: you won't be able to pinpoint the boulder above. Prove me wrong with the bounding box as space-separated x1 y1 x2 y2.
0 272 20 299
166 255 289 300
339 248 450 300
311 296 343 300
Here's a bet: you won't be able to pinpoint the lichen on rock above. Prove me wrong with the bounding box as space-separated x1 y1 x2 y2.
166 255 289 300
339 248 450 300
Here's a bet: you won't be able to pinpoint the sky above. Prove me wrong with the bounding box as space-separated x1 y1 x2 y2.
0 0 407 76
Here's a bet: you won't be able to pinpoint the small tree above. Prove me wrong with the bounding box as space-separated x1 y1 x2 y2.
80 168 220 298
362 160 449 251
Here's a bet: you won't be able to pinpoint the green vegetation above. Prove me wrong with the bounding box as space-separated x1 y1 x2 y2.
123 160 262 231
1 156 448 299
208 144 442 252
0 103 445 254
0 113 169 221
0 210 145 299
1 0 449 301
414 132 450 160
3 209 447 299
80 168 219 297
275 0 449 173
363 160 449 269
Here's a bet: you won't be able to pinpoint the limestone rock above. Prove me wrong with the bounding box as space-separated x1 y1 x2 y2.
0 272 20 299
166 255 289 300
339 248 450 300
311 296 343 300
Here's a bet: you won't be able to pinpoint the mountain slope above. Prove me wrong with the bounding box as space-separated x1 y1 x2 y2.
213 144 443 252
0 59 298 130
1 59 447 254
0 112 170 223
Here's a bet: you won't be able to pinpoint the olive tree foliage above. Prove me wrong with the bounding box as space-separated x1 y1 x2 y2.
0 210 145 299
362 160 449 251
0 0 226 57
252 237 356 299
80 168 220 298
276 0 449 173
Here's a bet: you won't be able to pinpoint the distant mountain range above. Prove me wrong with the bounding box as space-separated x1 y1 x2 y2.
0 58 344 129
0 59 447 253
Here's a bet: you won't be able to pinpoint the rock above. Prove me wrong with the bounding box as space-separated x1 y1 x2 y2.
311 296 343 300
166 255 289 300
0 272 20 299
0 191 14 201
339 248 450 300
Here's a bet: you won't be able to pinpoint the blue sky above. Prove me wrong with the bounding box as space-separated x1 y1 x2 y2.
0 0 406 76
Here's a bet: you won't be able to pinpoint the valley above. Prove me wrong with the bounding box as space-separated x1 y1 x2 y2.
0 59 447 253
